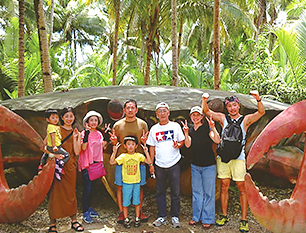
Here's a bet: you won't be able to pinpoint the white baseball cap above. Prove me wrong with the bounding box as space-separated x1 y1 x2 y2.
83 110 103 127
155 102 170 111
190 106 203 115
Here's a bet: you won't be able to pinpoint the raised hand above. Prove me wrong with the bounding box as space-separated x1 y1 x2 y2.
202 92 209 100
250 90 261 101
109 129 118 145
181 120 189 134
141 129 149 145
205 114 215 129
73 128 79 138
112 142 120 153
140 144 148 153
104 123 111 133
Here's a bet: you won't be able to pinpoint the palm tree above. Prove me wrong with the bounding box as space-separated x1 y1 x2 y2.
34 0 53 93
213 0 220 90
112 0 120 85
52 1 107 64
18 0 25 97
105 0 121 85
144 1 159 85
171 0 178 86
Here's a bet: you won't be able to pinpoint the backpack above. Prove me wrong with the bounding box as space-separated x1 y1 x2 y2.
216 115 245 163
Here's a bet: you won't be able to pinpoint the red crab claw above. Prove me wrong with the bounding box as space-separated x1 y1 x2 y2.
246 100 306 233
0 104 55 223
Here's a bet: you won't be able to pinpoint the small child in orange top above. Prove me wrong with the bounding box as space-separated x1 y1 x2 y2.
110 135 153 229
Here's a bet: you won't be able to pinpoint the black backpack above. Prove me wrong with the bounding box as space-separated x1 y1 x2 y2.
217 115 245 163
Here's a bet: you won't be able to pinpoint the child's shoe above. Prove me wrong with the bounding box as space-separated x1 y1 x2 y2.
83 211 93 224
134 217 141 228
123 218 131 229
117 212 124 224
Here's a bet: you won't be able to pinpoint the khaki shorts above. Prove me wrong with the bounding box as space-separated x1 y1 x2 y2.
216 157 246 182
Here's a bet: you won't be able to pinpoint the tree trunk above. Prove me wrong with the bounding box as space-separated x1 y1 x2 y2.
254 0 266 43
177 17 183 66
112 0 120 86
144 37 153 85
34 0 53 93
213 0 220 90
18 0 25 98
171 0 178 86
48 0 54 47
144 3 159 85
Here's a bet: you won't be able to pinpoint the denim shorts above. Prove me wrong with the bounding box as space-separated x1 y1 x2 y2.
114 164 146 186
122 182 140 207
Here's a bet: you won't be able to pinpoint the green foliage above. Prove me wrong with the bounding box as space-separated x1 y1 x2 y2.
1 0 306 106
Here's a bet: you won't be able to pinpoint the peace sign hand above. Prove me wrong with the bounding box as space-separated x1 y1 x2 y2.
205 115 215 129
112 142 120 154
109 129 118 145
141 129 149 145
104 123 111 133
181 120 189 133
140 144 148 153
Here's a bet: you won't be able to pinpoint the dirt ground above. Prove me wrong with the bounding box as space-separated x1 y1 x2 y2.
0 171 294 233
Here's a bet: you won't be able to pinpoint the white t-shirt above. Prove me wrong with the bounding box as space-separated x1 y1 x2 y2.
147 121 185 168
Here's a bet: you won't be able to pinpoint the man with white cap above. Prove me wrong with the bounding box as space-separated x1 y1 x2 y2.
202 92 265 232
147 102 185 228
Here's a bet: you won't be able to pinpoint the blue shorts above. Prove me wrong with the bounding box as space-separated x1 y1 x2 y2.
122 183 140 207
114 164 146 186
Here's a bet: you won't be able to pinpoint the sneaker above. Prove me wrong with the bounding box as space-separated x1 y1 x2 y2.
171 217 180 228
88 207 99 218
153 217 167 227
216 214 229 226
117 212 124 224
134 217 141 228
239 220 249 232
123 218 131 229
83 211 93 224
140 209 148 222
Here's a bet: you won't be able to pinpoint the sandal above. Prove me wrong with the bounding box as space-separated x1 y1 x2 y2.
71 221 84 232
202 223 211 229
189 220 199 225
48 225 58 233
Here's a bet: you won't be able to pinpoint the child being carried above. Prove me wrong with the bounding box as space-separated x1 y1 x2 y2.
39 109 70 180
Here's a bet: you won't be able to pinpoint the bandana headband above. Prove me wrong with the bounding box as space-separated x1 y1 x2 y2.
225 96 240 105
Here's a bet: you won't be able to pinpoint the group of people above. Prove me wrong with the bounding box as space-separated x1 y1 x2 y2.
41 91 265 233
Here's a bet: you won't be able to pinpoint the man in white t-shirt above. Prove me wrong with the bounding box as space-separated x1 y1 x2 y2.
147 102 185 228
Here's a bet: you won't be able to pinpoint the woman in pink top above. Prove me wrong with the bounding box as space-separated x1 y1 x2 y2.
79 110 106 224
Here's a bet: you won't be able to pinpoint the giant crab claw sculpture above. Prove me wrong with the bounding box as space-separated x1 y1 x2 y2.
0 105 55 223
246 100 306 233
